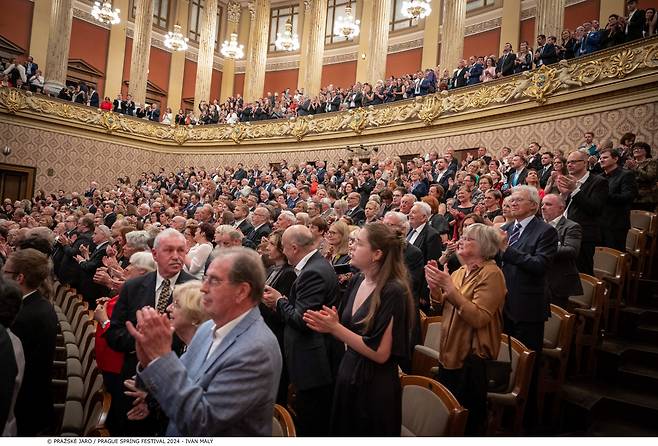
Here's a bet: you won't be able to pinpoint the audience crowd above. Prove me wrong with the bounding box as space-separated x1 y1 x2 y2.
0 121 656 436
2 2 656 125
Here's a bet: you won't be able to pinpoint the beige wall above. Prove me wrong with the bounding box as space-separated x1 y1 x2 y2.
2 101 656 194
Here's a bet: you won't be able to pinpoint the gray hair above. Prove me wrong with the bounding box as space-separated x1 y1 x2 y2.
463 223 501 260
333 199 348 211
412 201 432 218
215 224 243 241
125 230 151 251
211 247 265 304
96 224 112 240
153 227 186 248
129 251 156 272
512 185 541 207
278 210 296 224
384 211 410 234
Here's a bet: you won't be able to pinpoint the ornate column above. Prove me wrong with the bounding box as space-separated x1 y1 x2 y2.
220 1 241 101
355 0 374 83
297 0 311 91
421 1 442 70
194 0 220 112
43 0 74 95
243 0 270 102
499 0 521 53
167 0 189 113
364 0 392 83
535 0 566 41
105 0 130 99
439 0 466 71
599 0 626 23
298 0 328 95
128 0 154 105
29 0 52 74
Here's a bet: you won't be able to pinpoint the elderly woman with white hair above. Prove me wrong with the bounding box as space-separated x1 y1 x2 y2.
424 223 507 435
93 251 157 432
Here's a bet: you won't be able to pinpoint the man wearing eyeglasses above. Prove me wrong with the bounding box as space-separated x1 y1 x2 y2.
557 149 608 275
3 248 58 436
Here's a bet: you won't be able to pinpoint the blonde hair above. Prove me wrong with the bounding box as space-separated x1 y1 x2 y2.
172 281 209 326
329 220 350 256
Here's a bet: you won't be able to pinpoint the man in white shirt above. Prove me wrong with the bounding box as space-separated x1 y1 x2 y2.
127 248 281 436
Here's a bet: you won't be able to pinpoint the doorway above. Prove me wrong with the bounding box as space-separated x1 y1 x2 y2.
0 163 36 201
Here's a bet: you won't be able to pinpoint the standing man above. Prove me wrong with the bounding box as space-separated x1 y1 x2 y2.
126 248 282 436
541 194 583 309
4 249 58 436
498 186 557 430
263 225 341 436
106 228 195 435
558 149 608 274
599 148 638 251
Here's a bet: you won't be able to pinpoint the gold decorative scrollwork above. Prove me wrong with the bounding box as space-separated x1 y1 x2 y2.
1 38 657 146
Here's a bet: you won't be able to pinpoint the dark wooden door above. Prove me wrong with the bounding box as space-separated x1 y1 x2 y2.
0 164 35 201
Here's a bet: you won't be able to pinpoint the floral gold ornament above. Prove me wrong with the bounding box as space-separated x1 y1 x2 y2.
1 38 657 145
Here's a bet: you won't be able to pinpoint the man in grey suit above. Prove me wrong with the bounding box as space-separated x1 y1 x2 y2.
542 194 583 309
127 248 282 436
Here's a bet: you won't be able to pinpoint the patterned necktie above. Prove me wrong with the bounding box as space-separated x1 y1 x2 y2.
406 229 416 242
157 278 171 313
508 222 523 246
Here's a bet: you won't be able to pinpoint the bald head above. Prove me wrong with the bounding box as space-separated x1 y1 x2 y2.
282 224 316 266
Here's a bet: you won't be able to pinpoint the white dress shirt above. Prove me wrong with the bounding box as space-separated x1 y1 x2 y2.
155 271 181 307
294 249 318 275
206 309 251 360
408 222 426 245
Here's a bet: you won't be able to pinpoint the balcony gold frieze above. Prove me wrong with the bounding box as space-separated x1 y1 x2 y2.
1 37 658 147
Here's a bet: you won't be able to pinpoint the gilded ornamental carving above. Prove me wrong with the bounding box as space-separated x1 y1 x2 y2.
1 38 657 146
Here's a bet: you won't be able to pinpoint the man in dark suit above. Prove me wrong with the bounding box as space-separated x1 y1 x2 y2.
409 169 429 200
538 152 554 189
499 186 557 430
57 216 95 289
408 202 442 310
497 42 516 77
88 88 99 107
346 192 366 226
558 149 609 274
53 215 79 280
434 157 453 192
625 0 646 41
233 204 254 238
106 229 195 435
263 225 341 436
102 200 117 228
243 206 272 249
466 56 484 86
234 163 247 181
526 142 543 171
5 248 59 436
451 59 468 88
541 194 583 309
76 225 111 307
599 148 638 251
23 56 37 79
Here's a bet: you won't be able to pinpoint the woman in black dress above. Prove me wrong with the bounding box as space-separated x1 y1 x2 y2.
259 230 297 405
303 222 414 436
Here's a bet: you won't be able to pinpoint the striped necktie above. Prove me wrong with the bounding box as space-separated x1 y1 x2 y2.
508 222 523 246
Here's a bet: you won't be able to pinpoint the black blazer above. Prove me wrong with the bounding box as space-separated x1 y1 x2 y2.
58 231 94 287
78 242 110 306
276 251 341 391
236 219 255 238
538 165 553 188
106 270 195 375
451 68 468 88
410 224 442 264
404 242 425 305
497 52 516 76
260 264 297 347
600 168 638 232
546 217 583 302
435 170 453 192
243 223 272 249
566 173 608 243
346 206 365 226
12 291 58 435
506 167 529 187
0 325 18 433
539 42 559 66
500 216 558 323
626 9 646 41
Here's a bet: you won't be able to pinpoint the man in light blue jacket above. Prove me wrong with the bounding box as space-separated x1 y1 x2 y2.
128 247 282 436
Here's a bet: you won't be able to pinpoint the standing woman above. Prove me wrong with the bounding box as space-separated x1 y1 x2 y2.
303 223 414 435
626 142 658 211
424 223 507 434
544 155 567 194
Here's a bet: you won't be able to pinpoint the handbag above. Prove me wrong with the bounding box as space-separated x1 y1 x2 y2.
472 330 513 393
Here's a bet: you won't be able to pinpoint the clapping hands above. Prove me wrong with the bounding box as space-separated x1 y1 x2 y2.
303 305 340 334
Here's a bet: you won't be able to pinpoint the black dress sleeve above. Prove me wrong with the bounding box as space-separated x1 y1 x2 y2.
361 280 410 360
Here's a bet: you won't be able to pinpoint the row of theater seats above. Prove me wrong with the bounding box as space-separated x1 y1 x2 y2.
51 282 110 436
409 210 658 434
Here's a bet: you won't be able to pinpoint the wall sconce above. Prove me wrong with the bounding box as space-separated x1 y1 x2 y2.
2 146 11 157
361 53 366 60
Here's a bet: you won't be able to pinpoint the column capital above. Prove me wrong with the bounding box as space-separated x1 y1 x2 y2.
228 1 241 23
248 1 256 20
303 0 312 11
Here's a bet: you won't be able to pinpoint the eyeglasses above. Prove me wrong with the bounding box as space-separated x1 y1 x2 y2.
202 274 230 287
566 160 586 164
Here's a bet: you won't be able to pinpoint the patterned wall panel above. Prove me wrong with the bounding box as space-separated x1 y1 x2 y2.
1 101 656 194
